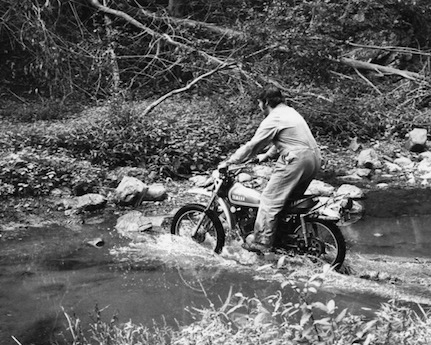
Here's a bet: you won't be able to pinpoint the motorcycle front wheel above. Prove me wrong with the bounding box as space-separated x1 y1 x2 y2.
293 219 346 268
170 203 225 254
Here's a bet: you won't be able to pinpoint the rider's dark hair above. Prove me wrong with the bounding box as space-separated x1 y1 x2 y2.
258 85 285 108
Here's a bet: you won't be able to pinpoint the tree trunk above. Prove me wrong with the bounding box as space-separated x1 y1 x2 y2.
103 0 120 93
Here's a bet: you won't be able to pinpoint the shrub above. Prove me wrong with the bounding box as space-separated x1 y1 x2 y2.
5 95 261 176
0 148 104 198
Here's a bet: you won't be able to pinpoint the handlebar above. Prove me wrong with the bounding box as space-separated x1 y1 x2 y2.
217 158 259 177
227 163 248 171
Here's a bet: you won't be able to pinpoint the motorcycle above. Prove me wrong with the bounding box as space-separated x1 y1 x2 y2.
171 163 353 268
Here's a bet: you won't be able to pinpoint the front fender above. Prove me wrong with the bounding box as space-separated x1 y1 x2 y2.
187 188 234 232
216 197 235 232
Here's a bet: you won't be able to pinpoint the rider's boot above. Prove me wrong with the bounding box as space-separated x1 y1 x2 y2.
242 241 272 254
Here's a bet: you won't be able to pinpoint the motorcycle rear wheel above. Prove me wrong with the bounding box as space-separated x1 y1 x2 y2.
293 219 346 268
170 203 225 254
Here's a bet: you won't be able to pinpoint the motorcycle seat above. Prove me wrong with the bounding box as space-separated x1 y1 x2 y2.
284 195 318 214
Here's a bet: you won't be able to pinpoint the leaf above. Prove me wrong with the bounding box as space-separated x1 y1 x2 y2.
276 255 286 268
307 286 317 294
335 308 348 323
300 312 311 327
326 300 336 314
313 317 331 326
312 302 328 312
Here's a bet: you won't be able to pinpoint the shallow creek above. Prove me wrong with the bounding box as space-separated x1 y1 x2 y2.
1 190 431 344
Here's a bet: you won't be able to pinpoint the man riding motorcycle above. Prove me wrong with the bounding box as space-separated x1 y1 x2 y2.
223 85 321 254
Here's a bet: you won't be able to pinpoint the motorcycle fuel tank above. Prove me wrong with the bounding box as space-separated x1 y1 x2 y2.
228 182 260 207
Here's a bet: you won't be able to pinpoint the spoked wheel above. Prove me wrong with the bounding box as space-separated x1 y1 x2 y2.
293 219 346 268
170 203 225 254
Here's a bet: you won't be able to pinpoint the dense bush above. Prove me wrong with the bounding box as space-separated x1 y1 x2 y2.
0 95 260 174
0 148 105 198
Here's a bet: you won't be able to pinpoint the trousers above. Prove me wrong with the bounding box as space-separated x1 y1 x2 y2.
253 148 321 246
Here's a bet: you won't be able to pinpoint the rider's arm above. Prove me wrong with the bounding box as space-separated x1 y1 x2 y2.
227 117 278 164
262 145 279 161
257 145 278 162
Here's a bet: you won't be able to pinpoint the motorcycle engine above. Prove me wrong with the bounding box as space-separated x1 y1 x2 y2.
236 207 257 236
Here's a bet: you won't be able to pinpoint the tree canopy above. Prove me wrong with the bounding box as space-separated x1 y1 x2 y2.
1 0 429 101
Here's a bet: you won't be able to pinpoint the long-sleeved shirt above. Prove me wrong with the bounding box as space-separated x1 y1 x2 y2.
228 104 319 164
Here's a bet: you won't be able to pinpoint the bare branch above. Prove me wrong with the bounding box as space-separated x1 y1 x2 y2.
138 8 246 40
347 42 431 57
340 57 425 81
141 62 233 117
88 0 226 66
354 67 383 95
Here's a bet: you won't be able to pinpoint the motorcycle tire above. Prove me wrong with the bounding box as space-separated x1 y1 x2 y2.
170 203 226 254
293 219 346 268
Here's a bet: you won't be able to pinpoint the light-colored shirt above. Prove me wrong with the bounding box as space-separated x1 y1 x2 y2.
228 104 318 163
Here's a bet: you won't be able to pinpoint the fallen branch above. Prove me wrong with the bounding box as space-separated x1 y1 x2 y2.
138 8 246 40
141 62 232 117
347 42 431 57
340 57 424 81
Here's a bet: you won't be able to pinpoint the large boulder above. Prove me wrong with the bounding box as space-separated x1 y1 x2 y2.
143 183 168 202
114 176 148 205
393 156 414 168
405 128 428 152
419 151 431 161
384 161 403 173
305 180 335 196
115 211 153 235
335 184 364 199
417 159 431 174
62 193 107 213
357 148 381 169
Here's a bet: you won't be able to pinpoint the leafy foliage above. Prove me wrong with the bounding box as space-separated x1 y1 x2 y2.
60 265 431 345
0 146 105 198
0 95 260 176
62 305 172 345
